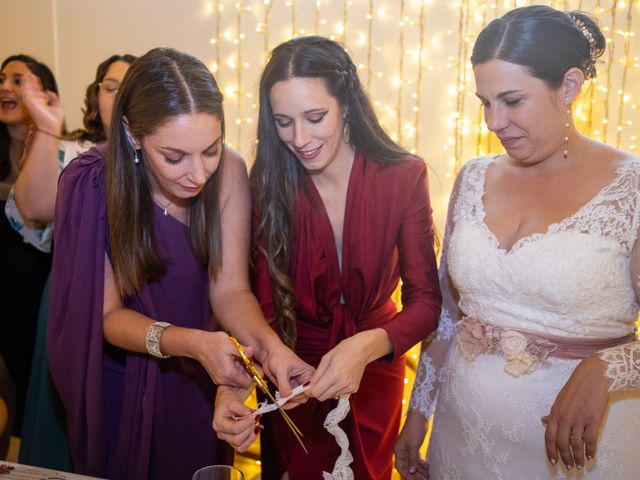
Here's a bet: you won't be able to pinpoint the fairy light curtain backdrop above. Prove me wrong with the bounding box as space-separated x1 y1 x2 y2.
210 2 638 475
208 0 639 229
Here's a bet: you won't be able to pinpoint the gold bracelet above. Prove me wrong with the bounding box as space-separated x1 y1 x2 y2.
36 128 61 140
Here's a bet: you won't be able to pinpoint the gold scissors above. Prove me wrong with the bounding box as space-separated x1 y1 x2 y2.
228 334 308 453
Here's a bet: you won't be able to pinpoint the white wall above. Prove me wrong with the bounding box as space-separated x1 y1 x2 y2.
1 0 56 72
2 0 219 131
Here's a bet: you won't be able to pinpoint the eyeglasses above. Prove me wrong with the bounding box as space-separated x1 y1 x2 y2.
99 79 120 96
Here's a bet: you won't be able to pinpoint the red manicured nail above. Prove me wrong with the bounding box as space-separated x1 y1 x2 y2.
254 424 264 435
254 414 262 421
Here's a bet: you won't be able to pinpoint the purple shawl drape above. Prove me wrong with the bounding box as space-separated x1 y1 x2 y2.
48 146 231 479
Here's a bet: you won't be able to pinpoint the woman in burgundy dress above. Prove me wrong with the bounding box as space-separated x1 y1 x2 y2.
215 36 441 479
48 48 312 480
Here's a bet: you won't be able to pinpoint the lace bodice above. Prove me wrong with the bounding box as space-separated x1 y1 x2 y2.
450 156 640 338
409 155 640 417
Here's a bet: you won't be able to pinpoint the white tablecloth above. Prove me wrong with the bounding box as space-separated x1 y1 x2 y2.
0 462 105 479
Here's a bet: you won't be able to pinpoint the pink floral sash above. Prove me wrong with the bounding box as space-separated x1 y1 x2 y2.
457 317 636 378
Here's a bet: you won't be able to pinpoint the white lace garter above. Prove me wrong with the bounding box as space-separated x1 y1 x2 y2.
255 387 354 479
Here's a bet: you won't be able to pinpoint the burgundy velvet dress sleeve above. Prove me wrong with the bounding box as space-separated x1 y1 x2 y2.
380 157 442 356
255 151 441 480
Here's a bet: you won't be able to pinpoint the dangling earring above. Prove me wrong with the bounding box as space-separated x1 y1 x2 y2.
133 149 140 164
564 98 571 159
342 117 351 144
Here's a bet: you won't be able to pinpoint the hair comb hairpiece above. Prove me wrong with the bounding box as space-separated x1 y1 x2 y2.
570 15 597 78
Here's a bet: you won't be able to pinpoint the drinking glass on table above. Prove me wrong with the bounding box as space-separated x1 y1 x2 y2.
192 465 245 480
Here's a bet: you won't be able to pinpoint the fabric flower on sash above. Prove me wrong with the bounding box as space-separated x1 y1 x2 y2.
457 317 558 377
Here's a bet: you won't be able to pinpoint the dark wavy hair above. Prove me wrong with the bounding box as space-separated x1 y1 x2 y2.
0 54 59 180
106 47 225 297
67 54 137 144
470 5 606 88
251 35 409 347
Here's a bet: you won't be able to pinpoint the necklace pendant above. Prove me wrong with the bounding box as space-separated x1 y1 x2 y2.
154 195 172 216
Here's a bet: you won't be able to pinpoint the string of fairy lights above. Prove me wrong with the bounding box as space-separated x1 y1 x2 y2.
205 1 639 475
204 0 639 232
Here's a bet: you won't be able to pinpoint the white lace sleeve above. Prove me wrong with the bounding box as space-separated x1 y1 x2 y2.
408 168 465 419
600 190 640 393
599 343 640 392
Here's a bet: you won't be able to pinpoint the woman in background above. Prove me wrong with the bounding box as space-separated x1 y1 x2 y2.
4 54 135 470
7 53 136 251
0 54 60 438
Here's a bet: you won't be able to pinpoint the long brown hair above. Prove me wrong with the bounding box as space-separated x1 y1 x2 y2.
251 36 409 347
106 48 225 298
66 54 137 144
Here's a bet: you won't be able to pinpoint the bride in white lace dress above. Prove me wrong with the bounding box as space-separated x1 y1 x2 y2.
395 6 640 480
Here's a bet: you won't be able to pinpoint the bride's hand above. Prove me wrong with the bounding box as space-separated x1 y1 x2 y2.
541 354 611 470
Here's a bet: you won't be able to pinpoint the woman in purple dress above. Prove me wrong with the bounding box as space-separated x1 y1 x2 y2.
47 48 312 480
